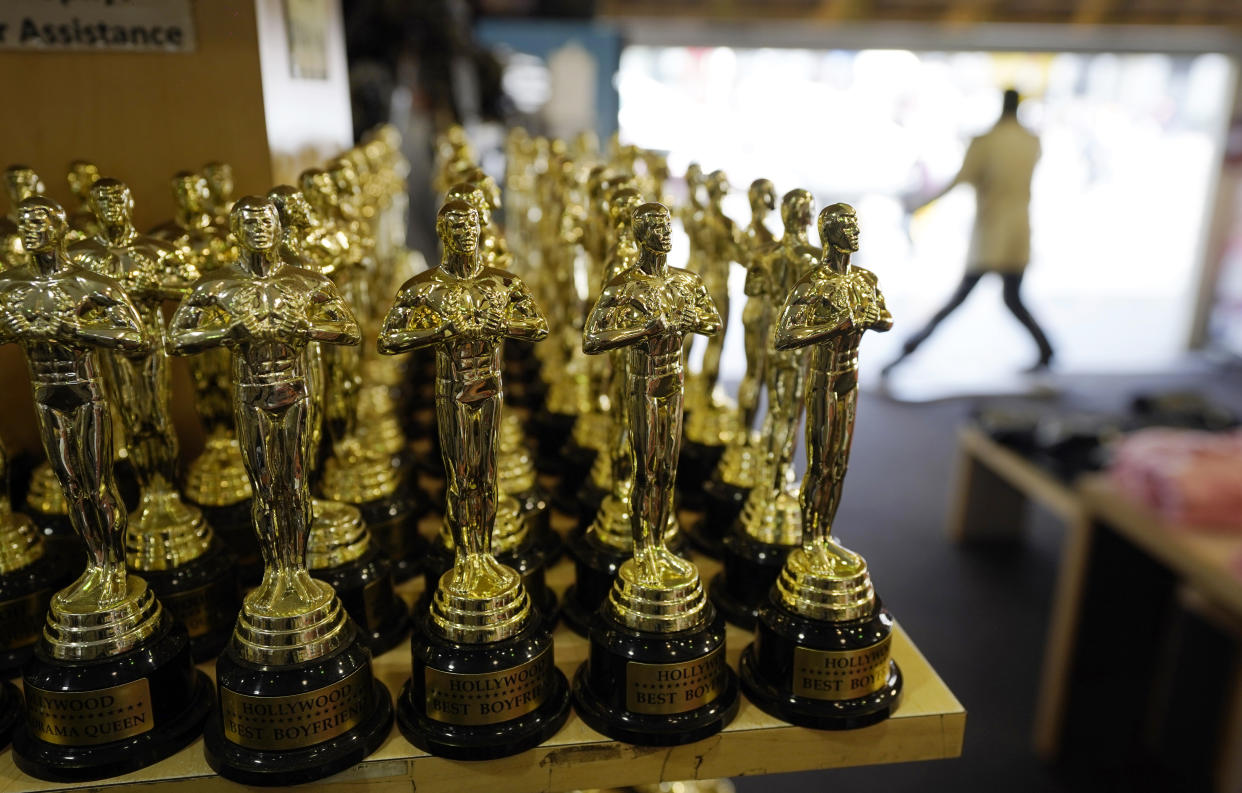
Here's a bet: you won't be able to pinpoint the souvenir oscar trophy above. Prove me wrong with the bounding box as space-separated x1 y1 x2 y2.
740 204 902 728
420 183 559 629
5 198 212 781
710 189 817 628
72 178 240 661
379 200 570 759
269 184 410 656
573 203 739 745
2 167 74 545
169 198 391 784
562 189 689 636
697 179 778 556
152 171 258 582
301 167 426 582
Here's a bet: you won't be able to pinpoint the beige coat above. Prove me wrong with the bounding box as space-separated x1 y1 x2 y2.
954 118 1041 273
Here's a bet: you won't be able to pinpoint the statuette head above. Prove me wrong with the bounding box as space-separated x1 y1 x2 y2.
268 185 313 231
89 178 134 228
170 171 211 214
819 203 859 254
202 162 235 203
781 189 814 231
67 160 101 201
633 202 672 255
436 200 480 256
230 197 280 253
749 179 776 213
5 166 45 207
17 196 68 254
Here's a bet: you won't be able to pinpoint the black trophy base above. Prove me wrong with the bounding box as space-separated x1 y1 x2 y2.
196 499 261 586
140 538 240 663
397 615 571 760
315 545 410 656
740 594 902 730
13 619 214 782
560 529 690 637
676 438 726 512
572 607 739 746
204 628 393 786
708 530 794 630
360 491 428 584
687 477 751 559
0 680 21 750
0 546 82 679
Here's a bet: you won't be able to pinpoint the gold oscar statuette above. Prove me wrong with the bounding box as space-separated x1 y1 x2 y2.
740 203 903 729
571 202 739 745
379 199 570 760
3 197 212 781
168 196 392 785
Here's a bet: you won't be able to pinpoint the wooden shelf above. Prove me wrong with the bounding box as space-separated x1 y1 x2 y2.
0 519 964 793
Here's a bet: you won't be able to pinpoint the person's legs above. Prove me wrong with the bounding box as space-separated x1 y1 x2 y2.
1000 272 1054 366
882 273 982 375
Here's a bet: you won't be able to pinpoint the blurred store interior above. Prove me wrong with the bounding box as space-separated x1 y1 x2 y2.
342 1 1242 791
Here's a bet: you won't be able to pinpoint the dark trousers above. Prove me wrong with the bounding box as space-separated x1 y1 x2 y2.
902 271 1054 362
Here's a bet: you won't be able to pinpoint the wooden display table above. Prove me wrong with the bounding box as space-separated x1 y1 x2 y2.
1034 476 1242 792
948 424 1085 543
0 516 965 793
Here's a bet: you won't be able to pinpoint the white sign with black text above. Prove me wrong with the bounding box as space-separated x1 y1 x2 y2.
0 0 195 53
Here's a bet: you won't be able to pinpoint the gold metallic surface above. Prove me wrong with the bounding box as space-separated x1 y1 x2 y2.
684 170 742 434
71 178 212 573
168 196 361 665
791 636 892 700
583 203 720 633
152 171 252 509
625 646 727 715
0 196 163 661
25 678 154 746
738 190 819 547
1 166 46 268
0 438 45 575
65 160 102 242
301 164 404 509
423 646 554 726
772 203 891 622
379 200 547 643
219 665 371 750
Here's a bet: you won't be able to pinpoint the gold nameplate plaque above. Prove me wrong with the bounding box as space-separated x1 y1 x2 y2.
25 679 154 746
220 665 371 750
425 647 552 726
626 646 726 715
0 588 50 651
792 635 891 701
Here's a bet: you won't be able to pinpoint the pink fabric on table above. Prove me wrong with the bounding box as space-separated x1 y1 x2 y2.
1108 428 1242 530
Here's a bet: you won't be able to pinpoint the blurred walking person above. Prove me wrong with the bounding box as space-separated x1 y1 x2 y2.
884 88 1054 376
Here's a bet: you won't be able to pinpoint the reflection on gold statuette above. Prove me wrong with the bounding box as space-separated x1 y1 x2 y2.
572 202 740 745
152 170 257 581
740 203 903 728
267 184 410 658
708 188 819 628
380 199 570 760
168 196 392 785
2 197 213 781
70 178 239 661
